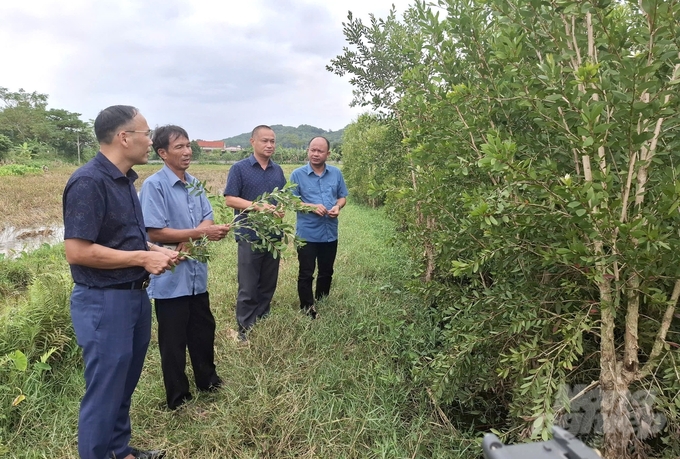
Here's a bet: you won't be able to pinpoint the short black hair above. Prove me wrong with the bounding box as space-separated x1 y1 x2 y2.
251 125 274 138
308 136 330 151
94 105 138 144
152 125 190 154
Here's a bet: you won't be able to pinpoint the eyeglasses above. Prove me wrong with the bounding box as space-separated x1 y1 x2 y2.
123 130 154 138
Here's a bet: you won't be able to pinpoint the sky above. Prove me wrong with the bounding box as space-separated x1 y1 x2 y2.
0 0 413 140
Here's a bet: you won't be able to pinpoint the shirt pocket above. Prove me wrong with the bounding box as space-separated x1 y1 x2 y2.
321 181 338 206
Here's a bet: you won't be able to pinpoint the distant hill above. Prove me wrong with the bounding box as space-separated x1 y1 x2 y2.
223 124 345 149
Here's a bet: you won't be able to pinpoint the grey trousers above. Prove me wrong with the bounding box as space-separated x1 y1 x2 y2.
236 239 281 331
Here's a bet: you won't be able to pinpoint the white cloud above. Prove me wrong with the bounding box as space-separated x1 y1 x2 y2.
0 0 413 140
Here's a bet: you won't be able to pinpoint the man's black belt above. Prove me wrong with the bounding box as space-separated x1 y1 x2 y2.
104 277 150 290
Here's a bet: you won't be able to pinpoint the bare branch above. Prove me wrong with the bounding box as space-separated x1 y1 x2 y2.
640 279 680 377
623 274 640 373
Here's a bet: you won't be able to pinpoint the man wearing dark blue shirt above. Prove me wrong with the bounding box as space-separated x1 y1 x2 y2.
140 125 229 410
224 125 286 342
289 137 348 319
63 105 178 459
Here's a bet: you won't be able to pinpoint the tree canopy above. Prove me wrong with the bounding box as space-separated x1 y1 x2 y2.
0 87 96 163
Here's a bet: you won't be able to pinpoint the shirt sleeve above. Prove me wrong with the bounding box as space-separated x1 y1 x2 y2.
63 176 106 242
337 171 349 198
277 165 287 189
140 179 168 230
224 165 242 197
200 191 215 223
289 169 301 197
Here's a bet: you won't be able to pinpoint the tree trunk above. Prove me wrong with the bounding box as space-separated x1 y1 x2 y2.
600 363 637 458
424 216 436 282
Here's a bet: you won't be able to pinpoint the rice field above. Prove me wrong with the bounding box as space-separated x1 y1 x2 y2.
0 162 300 230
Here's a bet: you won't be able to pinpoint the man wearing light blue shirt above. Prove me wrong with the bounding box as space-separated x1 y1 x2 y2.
290 136 348 319
140 125 229 410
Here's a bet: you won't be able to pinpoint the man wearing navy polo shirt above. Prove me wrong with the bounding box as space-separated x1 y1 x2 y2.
224 125 286 342
63 106 178 459
140 125 229 410
289 136 348 319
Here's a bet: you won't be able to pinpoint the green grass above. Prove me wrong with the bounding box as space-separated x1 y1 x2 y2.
1 203 477 458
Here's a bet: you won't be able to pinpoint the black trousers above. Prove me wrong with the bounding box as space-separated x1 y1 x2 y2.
297 240 338 308
154 292 220 409
236 239 281 332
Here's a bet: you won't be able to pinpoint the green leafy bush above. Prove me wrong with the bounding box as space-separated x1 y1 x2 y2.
341 114 407 207
0 164 43 177
0 272 76 446
0 259 34 295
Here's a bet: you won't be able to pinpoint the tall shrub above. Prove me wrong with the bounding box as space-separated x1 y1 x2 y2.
334 1 680 457
341 114 406 207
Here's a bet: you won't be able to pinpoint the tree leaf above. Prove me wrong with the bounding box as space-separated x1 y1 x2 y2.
12 394 26 407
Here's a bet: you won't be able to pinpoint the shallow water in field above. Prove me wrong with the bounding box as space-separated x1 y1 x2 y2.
0 225 64 258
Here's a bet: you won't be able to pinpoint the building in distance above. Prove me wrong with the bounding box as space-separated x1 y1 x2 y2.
195 140 242 153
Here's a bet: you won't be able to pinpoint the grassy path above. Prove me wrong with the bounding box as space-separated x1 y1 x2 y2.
4 203 471 458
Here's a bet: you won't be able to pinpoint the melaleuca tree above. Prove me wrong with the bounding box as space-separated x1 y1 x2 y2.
334 0 680 457
327 7 420 113
329 5 444 278
340 114 407 207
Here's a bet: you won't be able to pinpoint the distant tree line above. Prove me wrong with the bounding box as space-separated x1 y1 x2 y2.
223 124 345 152
0 86 346 166
198 146 341 165
0 87 97 164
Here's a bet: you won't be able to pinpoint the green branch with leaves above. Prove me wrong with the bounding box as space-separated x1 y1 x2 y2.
183 180 311 261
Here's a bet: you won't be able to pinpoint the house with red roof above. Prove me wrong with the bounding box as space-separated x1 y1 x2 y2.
196 140 225 151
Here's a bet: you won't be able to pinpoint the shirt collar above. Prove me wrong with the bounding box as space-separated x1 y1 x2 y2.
160 163 186 186
94 151 138 182
247 154 272 169
304 162 327 176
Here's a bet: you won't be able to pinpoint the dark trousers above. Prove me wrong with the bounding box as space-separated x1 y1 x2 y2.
154 292 220 410
297 240 338 308
236 239 281 331
70 284 151 459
